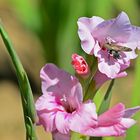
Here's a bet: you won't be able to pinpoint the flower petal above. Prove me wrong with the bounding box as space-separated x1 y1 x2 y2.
94 70 127 89
82 104 136 137
120 118 136 129
70 101 98 134
78 16 104 31
82 119 135 137
98 103 125 126
77 17 104 54
115 71 127 78
98 59 121 78
40 64 59 95
127 25 140 49
40 64 83 109
124 106 140 118
122 49 137 62
94 12 131 43
52 131 70 140
81 125 122 137
35 94 63 111
55 111 71 134
94 70 110 89
37 111 57 132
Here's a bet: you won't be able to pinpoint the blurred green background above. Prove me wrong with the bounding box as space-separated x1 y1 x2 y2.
0 0 140 140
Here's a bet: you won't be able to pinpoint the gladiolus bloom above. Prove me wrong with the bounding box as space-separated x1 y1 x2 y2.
70 103 140 137
35 64 97 139
77 12 140 78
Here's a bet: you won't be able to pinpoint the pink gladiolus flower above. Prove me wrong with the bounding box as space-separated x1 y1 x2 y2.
35 64 140 139
35 64 97 139
77 12 140 78
70 103 140 137
71 53 89 76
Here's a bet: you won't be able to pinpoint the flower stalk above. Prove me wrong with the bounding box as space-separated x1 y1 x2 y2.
81 55 98 100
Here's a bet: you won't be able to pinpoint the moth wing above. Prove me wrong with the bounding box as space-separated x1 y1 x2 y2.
121 47 132 52
111 45 122 51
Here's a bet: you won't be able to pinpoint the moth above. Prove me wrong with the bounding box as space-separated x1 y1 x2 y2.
103 42 132 59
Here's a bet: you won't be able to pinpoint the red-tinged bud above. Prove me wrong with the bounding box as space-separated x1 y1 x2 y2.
71 53 89 76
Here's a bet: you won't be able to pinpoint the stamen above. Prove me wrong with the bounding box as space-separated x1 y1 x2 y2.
60 94 67 102
106 36 116 44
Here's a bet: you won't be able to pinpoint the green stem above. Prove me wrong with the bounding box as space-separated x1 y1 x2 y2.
89 79 115 140
83 56 98 101
0 22 37 140
89 137 102 140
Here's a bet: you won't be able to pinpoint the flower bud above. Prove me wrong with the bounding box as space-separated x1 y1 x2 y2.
71 53 89 76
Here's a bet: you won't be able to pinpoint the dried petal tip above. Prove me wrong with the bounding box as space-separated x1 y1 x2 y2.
71 53 89 76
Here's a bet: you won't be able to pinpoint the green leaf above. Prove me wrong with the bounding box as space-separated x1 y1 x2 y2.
98 79 115 115
0 22 37 140
126 53 140 140
71 132 81 140
103 137 114 140
93 90 104 111
71 131 89 140
90 137 102 140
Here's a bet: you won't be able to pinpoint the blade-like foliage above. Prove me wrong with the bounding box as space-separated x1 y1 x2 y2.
98 79 115 115
126 53 140 140
0 22 37 140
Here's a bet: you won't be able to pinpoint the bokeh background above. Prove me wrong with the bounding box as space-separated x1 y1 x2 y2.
0 0 140 140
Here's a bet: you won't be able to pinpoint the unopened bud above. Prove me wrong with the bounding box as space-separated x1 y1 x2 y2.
71 53 89 76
